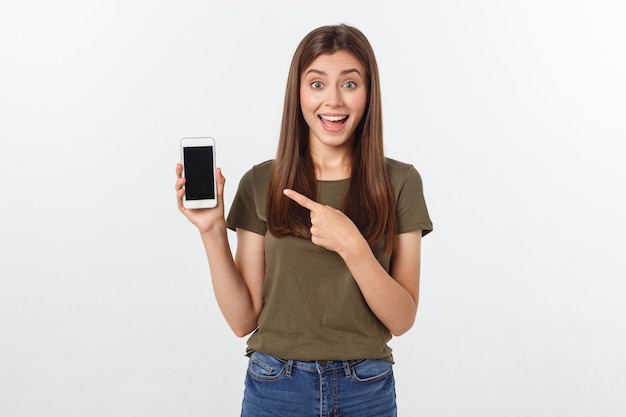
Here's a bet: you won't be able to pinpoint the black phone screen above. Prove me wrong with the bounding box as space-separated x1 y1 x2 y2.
183 146 215 200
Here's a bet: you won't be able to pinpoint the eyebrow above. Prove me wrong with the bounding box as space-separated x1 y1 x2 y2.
305 68 362 77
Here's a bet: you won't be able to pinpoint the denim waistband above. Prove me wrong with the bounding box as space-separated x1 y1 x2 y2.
253 352 362 376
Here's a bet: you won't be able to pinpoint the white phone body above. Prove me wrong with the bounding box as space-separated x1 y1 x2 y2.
180 137 217 209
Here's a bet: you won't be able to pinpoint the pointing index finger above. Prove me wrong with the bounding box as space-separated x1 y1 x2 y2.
283 189 321 211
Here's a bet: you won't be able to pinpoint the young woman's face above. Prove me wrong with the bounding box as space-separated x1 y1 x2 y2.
300 50 368 152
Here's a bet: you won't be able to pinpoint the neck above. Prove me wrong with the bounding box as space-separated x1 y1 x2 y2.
310 151 352 180
308 138 354 181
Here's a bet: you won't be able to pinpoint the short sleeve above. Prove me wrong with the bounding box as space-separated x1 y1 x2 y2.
395 164 433 236
226 165 268 235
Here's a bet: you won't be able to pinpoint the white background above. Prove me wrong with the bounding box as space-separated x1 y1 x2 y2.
1 1 625 416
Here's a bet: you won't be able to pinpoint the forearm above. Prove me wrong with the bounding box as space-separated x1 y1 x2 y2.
341 240 418 336
199 223 259 336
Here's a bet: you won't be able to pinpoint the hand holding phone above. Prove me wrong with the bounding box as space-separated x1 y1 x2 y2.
180 137 217 209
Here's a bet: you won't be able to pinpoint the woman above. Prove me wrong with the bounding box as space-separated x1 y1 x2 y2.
175 24 432 417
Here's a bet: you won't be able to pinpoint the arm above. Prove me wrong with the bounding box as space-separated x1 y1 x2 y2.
198 227 265 337
341 230 422 336
283 188 422 336
176 164 264 336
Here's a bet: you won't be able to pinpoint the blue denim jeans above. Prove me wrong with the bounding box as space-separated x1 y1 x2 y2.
241 351 397 417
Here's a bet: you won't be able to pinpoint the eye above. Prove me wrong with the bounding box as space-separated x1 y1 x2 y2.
343 81 357 88
311 81 324 89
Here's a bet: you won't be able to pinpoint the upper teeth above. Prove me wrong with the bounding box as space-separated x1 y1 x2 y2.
321 115 347 122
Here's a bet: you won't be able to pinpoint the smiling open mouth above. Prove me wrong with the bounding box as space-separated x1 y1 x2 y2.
319 114 348 129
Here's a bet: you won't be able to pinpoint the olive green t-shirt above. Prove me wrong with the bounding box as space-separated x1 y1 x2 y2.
226 158 432 362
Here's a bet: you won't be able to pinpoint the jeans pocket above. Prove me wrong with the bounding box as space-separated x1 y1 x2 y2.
351 359 394 383
247 351 287 382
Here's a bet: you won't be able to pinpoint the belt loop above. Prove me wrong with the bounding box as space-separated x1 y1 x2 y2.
342 361 352 377
285 360 293 377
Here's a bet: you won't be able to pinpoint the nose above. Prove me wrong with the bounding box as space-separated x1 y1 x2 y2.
324 86 343 107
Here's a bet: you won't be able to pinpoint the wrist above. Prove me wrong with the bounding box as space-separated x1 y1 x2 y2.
198 218 227 238
340 234 371 263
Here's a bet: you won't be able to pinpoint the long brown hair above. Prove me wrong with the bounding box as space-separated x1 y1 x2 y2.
267 24 396 251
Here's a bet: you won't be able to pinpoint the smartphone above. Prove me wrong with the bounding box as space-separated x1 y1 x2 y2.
180 137 217 209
